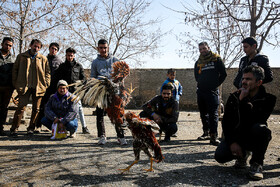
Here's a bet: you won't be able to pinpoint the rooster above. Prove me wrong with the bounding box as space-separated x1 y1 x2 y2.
119 111 164 173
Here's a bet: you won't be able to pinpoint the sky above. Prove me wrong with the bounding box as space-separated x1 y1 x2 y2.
141 0 279 69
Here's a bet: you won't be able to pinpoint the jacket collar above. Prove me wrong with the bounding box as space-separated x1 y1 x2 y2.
22 50 43 59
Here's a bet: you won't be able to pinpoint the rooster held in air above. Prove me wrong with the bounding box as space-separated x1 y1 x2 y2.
119 111 164 173
69 61 132 132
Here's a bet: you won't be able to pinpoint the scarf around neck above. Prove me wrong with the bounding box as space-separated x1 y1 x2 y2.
197 51 220 74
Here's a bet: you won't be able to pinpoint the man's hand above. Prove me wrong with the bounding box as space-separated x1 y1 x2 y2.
239 87 249 100
230 142 243 157
53 118 60 124
152 113 162 124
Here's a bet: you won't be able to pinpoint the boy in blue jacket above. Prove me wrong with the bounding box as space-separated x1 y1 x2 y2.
160 69 182 103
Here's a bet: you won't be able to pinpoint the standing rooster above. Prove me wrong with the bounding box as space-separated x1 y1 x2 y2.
119 111 164 173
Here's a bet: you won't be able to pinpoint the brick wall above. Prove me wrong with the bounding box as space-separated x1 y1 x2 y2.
85 68 280 112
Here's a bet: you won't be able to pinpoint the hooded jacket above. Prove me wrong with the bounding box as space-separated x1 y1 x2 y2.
194 55 227 91
222 85 276 145
233 53 273 89
90 54 119 79
45 91 78 125
142 95 179 125
12 50 51 96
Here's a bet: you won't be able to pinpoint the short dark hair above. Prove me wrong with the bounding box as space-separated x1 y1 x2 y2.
30 39 42 47
167 68 176 74
2 37 13 44
242 37 258 47
49 42 60 51
162 84 173 91
66 47 76 54
98 39 108 46
243 65 264 81
198 42 209 47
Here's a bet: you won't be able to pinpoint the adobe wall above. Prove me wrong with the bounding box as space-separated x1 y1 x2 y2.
85 68 280 112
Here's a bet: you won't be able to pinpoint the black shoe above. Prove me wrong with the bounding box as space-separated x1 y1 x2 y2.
197 130 210 140
82 127 90 134
0 130 6 136
10 131 18 137
210 133 220 146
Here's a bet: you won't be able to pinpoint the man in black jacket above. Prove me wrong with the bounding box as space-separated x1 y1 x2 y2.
140 84 179 142
233 37 273 89
0 37 14 135
54 47 90 134
215 65 276 180
194 42 227 145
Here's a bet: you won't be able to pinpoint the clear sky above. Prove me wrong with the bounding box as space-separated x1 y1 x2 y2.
141 0 279 69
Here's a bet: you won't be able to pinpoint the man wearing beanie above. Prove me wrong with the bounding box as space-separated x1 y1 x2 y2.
41 80 78 138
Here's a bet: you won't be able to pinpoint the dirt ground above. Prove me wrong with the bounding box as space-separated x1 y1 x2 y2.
0 108 280 187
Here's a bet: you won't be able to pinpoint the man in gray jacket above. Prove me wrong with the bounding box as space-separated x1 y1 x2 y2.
91 39 127 145
0 37 14 135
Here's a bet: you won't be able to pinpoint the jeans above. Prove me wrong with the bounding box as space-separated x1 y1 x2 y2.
197 88 219 134
41 117 78 134
214 123 271 165
78 100 87 128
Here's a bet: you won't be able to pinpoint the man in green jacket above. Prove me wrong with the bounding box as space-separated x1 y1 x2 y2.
10 39 51 137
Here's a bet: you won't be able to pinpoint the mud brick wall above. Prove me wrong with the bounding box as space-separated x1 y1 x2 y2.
85 68 280 112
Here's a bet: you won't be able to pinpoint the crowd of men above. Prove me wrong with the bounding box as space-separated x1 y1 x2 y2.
0 36 276 180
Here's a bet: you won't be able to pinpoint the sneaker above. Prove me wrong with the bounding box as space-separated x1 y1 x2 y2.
34 127 41 134
82 127 90 134
69 131 76 138
98 135 107 145
197 130 210 140
171 133 177 137
210 133 220 146
118 138 127 145
249 163 263 180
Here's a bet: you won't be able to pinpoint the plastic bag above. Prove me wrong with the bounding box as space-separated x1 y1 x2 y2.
50 123 67 140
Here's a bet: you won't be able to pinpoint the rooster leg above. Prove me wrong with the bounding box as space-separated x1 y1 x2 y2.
119 160 139 174
144 157 154 172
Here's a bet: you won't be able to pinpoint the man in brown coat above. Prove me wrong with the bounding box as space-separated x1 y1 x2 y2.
10 39 51 136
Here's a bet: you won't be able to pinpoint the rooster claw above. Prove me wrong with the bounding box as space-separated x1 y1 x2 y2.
143 168 154 172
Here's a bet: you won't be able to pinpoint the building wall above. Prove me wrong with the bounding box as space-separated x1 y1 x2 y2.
85 68 280 112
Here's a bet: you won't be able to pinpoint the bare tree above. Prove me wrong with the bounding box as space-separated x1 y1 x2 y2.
218 0 280 52
65 0 164 68
0 0 79 54
177 1 243 67
180 0 280 67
